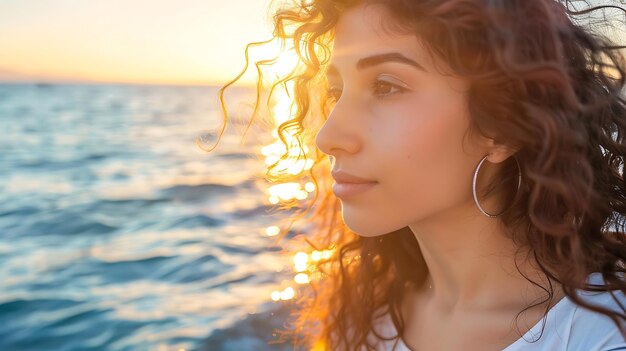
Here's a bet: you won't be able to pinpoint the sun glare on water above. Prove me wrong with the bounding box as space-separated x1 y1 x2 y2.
259 43 316 203
269 247 335 301
255 41 335 302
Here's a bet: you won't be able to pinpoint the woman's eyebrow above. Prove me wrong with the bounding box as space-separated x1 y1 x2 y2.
326 52 426 78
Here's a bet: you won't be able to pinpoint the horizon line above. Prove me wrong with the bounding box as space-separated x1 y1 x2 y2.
0 78 256 88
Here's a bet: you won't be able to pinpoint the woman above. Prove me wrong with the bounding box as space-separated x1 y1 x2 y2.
211 0 626 349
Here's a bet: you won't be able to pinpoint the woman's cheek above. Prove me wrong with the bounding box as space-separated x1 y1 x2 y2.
367 103 419 152
387 97 443 152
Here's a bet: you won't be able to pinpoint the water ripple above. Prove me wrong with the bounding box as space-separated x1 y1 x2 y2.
0 83 294 351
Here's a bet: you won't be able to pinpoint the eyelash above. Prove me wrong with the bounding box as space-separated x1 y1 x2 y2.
326 78 409 102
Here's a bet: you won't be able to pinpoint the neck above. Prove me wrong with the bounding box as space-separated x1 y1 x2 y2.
408 200 560 314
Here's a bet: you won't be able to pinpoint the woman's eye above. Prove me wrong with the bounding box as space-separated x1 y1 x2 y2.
372 79 408 98
325 78 409 103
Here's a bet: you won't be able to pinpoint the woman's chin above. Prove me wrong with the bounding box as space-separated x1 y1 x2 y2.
342 219 402 238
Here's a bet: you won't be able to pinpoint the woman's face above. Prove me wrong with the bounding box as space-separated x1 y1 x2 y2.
315 3 493 236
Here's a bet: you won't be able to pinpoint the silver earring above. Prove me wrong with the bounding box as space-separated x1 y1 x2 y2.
472 154 522 218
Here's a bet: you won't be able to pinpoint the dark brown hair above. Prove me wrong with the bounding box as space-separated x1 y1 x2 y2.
206 0 626 349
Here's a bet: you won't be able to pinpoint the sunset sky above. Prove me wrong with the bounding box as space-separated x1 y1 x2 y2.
0 1 623 86
0 0 278 86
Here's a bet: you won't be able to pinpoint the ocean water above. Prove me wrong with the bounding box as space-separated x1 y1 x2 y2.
0 83 305 351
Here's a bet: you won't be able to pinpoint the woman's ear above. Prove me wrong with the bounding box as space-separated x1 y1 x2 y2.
479 134 520 164
486 144 520 164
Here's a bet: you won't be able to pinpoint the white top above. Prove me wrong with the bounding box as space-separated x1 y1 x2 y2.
366 272 626 351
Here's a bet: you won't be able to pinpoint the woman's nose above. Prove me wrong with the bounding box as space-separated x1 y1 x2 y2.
314 101 362 157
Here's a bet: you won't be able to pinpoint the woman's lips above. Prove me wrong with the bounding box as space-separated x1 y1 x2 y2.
330 170 377 198
332 181 378 198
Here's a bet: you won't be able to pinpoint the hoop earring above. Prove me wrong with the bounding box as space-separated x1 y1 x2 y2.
472 154 522 218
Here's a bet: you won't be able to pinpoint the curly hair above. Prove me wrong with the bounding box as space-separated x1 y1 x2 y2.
204 0 626 349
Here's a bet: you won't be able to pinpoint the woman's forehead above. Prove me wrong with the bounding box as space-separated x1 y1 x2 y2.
333 3 410 52
330 3 432 71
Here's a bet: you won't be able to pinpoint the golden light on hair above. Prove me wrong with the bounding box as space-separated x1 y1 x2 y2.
254 41 316 204
310 248 334 262
268 182 307 202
